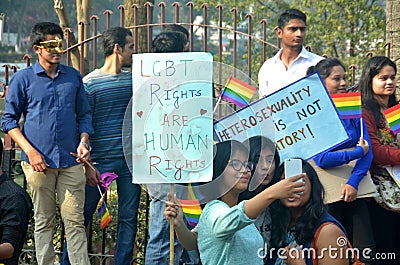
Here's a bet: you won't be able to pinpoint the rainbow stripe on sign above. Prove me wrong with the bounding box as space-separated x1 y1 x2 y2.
331 92 362 119
177 199 202 227
220 76 257 108
384 104 400 135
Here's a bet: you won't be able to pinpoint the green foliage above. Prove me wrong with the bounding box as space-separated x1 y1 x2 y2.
291 0 386 82
1 0 386 81
194 0 386 83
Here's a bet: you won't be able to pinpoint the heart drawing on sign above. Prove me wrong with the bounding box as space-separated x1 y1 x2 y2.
137 111 143 118
200 109 207 115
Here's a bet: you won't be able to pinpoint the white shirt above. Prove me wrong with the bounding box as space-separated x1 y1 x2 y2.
258 46 323 97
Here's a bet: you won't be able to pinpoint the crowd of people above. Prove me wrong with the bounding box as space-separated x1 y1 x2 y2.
0 6 399 265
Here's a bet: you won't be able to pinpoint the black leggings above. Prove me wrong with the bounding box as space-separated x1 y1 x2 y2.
328 199 377 264
365 199 400 265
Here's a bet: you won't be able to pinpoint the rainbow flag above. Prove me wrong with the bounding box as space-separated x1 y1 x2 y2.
331 92 362 119
97 198 111 229
384 104 400 134
177 199 202 227
220 76 257 108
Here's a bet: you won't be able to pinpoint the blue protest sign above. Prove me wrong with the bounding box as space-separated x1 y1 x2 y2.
214 73 349 160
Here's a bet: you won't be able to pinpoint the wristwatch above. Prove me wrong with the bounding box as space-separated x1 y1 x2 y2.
80 141 92 151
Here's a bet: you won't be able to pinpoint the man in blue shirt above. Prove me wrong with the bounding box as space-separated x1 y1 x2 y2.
1 22 93 265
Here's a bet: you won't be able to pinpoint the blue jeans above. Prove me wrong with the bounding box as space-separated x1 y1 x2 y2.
145 196 183 265
61 158 141 265
145 184 200 265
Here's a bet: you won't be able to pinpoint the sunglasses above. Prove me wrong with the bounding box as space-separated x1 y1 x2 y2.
228 159 254 172
37 37 64 54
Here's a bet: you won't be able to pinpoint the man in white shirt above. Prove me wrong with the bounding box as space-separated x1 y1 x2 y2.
258 9 323 97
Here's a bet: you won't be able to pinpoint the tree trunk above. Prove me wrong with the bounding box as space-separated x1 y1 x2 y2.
124 0 154 54
15 1 28 52
53 0 80 71
76 0 91 75
386 0 400 86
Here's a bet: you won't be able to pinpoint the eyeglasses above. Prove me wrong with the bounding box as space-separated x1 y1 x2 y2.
37 37 64 54
228 159 254 171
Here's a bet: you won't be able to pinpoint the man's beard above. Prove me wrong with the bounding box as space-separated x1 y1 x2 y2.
122 61 132 68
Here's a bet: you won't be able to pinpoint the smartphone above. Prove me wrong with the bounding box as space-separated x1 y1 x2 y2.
284 158 303 181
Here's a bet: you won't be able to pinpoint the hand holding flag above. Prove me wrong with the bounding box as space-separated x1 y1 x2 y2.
165 193 199 253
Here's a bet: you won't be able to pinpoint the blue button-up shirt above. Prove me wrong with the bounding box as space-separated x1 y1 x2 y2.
1 62 94 168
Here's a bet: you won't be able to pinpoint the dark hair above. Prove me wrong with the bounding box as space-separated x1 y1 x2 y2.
248 136 279 175
188 140 248 206
151 31 185 53
270 159 325 247
278 9 306 29
360 56 398 129
162 24 189 40
239 136 280 201
212 140 249 182
30 22 63 46
102 27 133 57
306 58 346 79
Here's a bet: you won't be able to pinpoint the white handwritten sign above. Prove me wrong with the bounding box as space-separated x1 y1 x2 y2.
131 52 214 183
214 73 349 160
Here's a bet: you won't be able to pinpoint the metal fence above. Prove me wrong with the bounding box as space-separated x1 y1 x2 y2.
0 1 395 264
